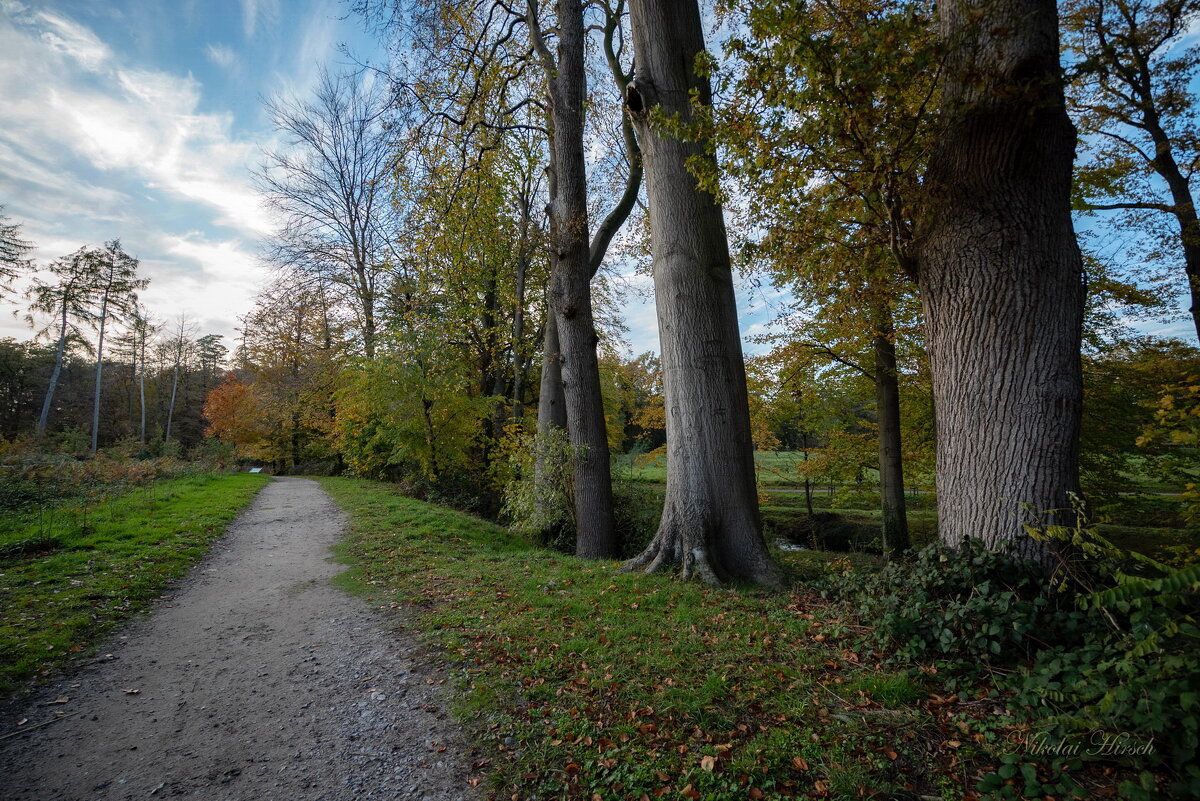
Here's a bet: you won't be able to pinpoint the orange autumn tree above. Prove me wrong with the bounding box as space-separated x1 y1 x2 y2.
203 373 270 458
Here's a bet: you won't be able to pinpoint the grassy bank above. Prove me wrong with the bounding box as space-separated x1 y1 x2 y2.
323 477 1109 801
0 472 270 693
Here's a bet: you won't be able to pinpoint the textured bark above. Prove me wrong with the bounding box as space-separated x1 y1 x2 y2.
546 0 616 559
916 0 1085 566
623 0 782 587
872 315 909 554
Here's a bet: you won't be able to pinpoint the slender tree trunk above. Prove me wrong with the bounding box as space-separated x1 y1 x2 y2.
139 371 146 445
1149 143 1200 340
290 409 300 470
534 310 569 529
165 365 180 443
512 213 530 424
137 330 147 445
872 311 909 554
548 0 616 559
37 308 69 437
89 298 110 454
623 0 781 587
916 0 1084 567
363 291 376 361
421 392 441 483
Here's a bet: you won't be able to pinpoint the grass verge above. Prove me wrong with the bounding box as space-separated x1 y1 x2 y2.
0 472 270 693
322 477 1053 801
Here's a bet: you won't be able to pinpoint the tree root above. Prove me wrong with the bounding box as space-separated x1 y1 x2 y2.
622 533 722 587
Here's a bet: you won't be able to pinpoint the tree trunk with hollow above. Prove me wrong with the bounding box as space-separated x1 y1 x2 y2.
916 0 1085 567
623 0 782 587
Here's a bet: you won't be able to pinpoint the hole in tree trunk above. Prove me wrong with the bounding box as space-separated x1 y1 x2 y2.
626 84 644 113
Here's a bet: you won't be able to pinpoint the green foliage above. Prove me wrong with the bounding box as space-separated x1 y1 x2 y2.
821 539 1054 669
1010 525 1200 796
499 426 575 549
334 358 490 485
611 478 661 559
824 523 1200 796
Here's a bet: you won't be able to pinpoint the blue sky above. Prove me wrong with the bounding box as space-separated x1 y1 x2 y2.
0 0 1193 358
0 0 382 344
0 0 765 358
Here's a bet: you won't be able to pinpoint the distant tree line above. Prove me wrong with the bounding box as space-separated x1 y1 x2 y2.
0 211 228 456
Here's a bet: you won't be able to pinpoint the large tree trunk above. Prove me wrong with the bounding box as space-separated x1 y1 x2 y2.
623 0 782 587
37 309 69 437
548 0 616 559
916 0 1085 567
872 311 909 554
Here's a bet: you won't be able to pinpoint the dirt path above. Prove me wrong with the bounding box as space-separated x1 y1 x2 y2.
0 477 481 801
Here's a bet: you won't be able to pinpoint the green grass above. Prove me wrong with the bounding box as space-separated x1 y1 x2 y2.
613 451 833 488
320 477 1038 801
0 472 270 692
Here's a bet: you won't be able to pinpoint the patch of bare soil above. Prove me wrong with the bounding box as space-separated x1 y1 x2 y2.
0 477 482 801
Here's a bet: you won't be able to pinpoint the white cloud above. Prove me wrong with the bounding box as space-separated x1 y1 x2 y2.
0 13 273 238
146 234 270 332
0 8 280 345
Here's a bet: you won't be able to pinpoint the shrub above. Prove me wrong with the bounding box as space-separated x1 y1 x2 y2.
500 427 575 550
821 539 1056 669
612 478 660 559
823 528 1200 797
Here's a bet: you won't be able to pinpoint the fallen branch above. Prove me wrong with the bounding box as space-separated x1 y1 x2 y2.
0 714 67 742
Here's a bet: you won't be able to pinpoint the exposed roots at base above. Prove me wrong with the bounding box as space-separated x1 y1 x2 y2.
628 520 787 587
621 525 724 586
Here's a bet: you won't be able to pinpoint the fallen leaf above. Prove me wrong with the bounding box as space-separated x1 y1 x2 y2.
123 689 140 695
700 755 716 772
792 756 809 771
45 697 68 705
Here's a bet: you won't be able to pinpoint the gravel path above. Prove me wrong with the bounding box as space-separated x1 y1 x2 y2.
0 477 482 801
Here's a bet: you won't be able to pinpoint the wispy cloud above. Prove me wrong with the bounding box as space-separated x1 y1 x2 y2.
35 9 112 70
204 43 237 69
0 11 272 239
240 0 280 39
